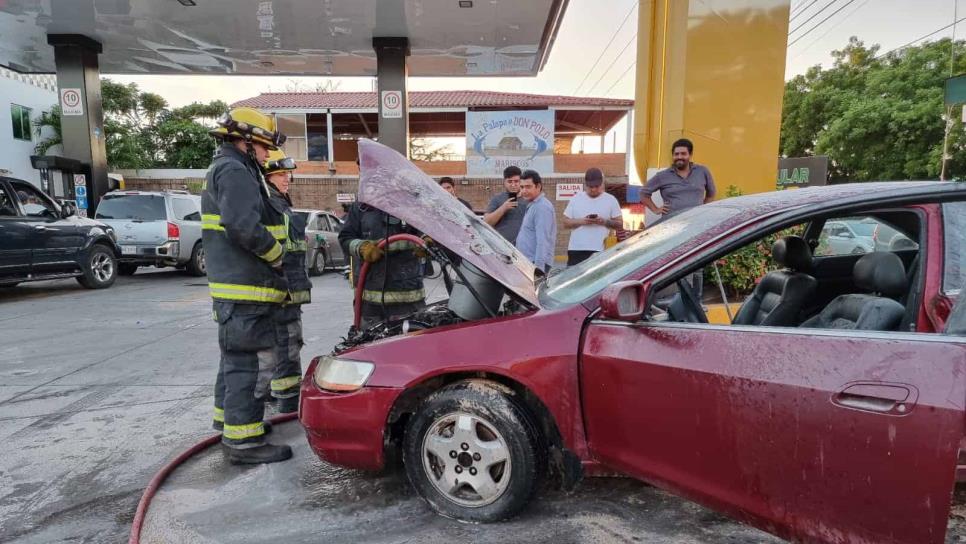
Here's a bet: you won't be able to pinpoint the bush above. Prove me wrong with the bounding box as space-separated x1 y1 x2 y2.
703 186 801 298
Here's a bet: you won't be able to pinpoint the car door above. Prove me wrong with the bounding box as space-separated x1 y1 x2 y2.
321 213 346 264
10 180 83 273
0 179 32 280
580 308 966 543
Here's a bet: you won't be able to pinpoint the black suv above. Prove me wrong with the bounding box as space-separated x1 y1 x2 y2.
0 176 120 289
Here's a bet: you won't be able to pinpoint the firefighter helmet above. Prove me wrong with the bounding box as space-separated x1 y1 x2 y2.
263 149 297 175
209 107 286 150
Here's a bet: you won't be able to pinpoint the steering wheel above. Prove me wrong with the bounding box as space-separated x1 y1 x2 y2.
668 279 708 324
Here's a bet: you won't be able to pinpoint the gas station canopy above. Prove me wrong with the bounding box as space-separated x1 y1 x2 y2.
0 0 567 76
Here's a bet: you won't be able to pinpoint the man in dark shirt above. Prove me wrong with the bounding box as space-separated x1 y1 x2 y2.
483 166 529 244
642 138 716 225
439 177 473 210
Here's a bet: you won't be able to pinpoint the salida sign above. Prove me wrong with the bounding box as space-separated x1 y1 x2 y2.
465 109 554 176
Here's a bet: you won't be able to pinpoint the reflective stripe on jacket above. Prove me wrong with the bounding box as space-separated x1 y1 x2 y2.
202 143 289 304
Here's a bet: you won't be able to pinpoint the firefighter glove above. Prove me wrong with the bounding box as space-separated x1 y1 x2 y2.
359 240 384 263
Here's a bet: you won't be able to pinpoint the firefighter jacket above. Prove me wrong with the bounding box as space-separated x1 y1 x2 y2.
201 144 289 304
338 202 425 305
267 185 312 305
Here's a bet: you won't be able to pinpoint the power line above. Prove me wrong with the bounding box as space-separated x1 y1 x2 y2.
584 33 637 95
788 0 858 48
573 2 638 95
876 15 966 58
789 0 870 57
790 0 821 22
788 0 839 36
603 62 636 96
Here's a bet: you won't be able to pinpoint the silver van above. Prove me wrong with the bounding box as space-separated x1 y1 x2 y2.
94 190 205 276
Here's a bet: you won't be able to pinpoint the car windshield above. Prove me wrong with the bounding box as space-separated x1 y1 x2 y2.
95 195 166 221
540 205 743 307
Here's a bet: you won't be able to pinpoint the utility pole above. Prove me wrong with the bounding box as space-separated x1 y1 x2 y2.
942 0 959 180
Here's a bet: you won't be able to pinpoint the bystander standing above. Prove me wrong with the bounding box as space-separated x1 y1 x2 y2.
483 166 529 244
515 169 557 274
561 168 623 266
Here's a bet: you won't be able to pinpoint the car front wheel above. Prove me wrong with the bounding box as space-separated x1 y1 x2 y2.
402 380 543 522
77 245 117 289
310 249 326 276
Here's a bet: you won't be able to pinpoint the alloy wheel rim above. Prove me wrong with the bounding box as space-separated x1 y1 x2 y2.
92 253 113 283
421 411 512 508
198 248 206 273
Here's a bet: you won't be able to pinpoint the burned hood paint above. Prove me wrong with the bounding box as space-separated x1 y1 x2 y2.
357 139 539 306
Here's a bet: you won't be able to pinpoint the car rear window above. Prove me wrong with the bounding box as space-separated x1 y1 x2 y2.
943 201 966 294
96 195 166 221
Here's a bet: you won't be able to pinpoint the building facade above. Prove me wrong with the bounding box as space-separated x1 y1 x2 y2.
0 67 58 186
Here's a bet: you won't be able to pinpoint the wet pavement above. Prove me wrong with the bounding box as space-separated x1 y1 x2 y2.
1 270 965 543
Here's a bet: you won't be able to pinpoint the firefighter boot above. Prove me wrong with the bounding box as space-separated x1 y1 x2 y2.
222 442 293 465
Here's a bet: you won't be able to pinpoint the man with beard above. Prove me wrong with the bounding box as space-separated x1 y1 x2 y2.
641 138 716 224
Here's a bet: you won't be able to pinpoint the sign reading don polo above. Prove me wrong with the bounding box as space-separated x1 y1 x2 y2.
777 155 828 189
466 109 554 176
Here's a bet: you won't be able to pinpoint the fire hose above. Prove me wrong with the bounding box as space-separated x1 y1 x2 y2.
128 412 298 543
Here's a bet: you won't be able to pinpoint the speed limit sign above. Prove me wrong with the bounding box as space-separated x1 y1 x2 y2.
381 90 402 119
61 88 84 116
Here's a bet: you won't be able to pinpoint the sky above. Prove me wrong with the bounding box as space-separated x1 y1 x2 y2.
110 0 965 154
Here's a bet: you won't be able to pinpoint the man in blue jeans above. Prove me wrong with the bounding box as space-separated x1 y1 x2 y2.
515 170 557 274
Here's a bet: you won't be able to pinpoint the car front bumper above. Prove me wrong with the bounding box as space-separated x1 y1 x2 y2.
299 364 401 472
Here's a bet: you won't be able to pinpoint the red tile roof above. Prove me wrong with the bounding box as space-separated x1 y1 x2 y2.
232 90 633 110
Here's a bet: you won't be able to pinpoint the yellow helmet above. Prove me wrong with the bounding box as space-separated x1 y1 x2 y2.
263 149 297 175
209 107 286 150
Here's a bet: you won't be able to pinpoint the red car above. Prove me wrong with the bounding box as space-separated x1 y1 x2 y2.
301 140 966 543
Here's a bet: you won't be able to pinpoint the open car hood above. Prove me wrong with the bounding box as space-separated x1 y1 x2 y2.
357 139 539 307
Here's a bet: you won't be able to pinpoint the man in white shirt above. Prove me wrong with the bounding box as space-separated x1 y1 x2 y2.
561 168 623 266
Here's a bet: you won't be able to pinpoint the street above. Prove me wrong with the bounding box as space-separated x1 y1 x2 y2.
0 271 964 543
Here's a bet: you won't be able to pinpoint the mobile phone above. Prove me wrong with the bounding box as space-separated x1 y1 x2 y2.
586 214 598 219
508 193 518 202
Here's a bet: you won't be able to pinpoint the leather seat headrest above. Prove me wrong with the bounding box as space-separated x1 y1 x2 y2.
853 252 906 297
772 236 812 272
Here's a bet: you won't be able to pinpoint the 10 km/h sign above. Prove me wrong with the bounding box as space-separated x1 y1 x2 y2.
60 88 84 116
381 90 402 118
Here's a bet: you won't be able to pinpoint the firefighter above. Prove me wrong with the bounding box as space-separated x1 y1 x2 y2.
203 107 292 464
260 150 309 414
338 202 426 329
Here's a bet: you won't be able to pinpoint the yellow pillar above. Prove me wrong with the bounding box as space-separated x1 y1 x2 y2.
634 0 792 195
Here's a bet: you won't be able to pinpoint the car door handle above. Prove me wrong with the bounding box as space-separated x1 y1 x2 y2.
832 382 917 415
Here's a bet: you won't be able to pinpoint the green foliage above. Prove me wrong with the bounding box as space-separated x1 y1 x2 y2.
781 37 966 181
704 186 802 297
33 106 63 155
34 79 225 169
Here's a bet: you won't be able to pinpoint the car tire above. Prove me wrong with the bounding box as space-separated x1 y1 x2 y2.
402 380 544 523
310 249 326 276
185 243 206 277
851 246 867 255
118 263 138 276
77 244 117 289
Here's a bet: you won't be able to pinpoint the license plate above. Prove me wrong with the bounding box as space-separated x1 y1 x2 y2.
121 245 137 255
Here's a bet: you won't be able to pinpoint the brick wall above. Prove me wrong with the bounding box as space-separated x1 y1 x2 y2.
124 175 630 260
292 152 626 177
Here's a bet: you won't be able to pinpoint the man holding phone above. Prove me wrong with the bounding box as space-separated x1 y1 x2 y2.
562 168 623 266
484 166 529 244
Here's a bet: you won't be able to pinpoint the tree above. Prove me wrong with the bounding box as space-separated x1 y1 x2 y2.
410 138 455 161
33 106 63 155
781 37 966 181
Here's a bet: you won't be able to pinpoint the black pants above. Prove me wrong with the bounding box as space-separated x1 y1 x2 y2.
213 301 279 449
269 305 303 400
567 250 598 266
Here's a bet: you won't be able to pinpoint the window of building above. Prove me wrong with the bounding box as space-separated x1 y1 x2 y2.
276 113 307 161
307 113 329 161
11 104 32 142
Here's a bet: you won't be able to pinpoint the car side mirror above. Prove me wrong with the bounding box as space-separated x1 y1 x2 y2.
599 281 648 321
60 202 76 218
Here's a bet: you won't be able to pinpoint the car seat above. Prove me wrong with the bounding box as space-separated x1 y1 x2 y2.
800 252 907 331
732 236 817 326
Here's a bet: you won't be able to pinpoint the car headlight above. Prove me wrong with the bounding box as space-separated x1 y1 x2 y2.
313 355 374 392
